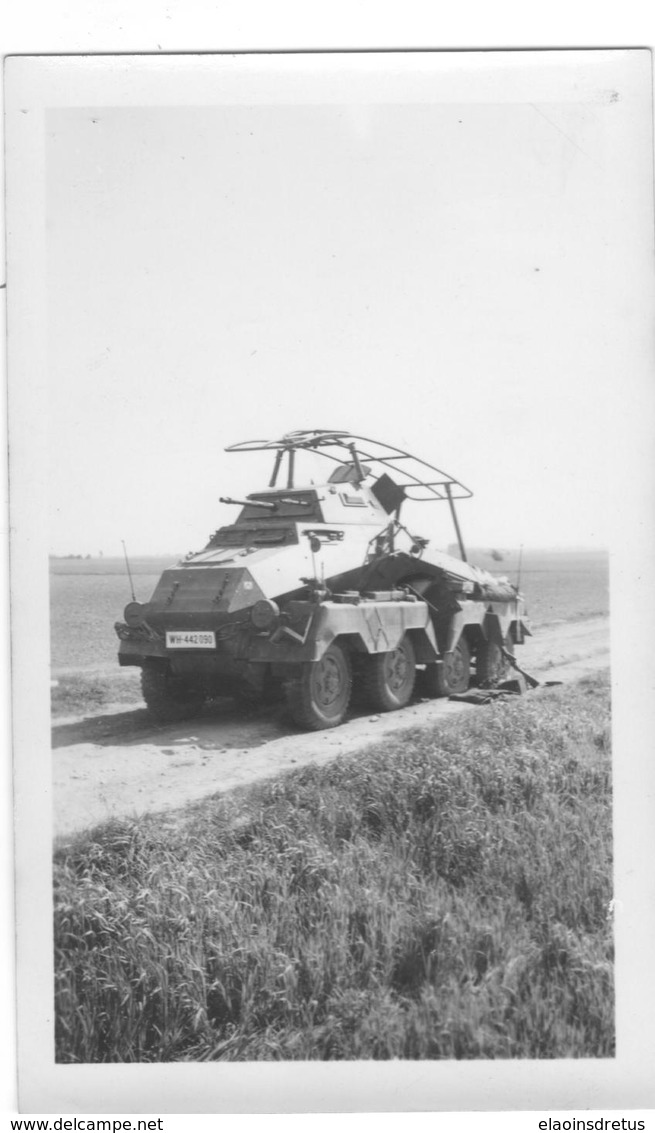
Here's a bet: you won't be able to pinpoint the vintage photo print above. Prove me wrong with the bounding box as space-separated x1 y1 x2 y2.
5 49 655 1112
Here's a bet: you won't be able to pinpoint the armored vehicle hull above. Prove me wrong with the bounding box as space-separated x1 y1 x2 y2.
116 431 529 728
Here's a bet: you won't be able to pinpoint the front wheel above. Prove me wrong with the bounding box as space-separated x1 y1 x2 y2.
141 665 206 723
361 634 416 712
284 642 352 730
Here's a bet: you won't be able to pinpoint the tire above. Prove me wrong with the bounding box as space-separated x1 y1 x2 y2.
434 635 471 697
141 664 206 723
284 642 352 730
361 634 416 712
416 663 441 699
477 634 513 687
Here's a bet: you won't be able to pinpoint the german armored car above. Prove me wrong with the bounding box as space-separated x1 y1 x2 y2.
115 430 530 729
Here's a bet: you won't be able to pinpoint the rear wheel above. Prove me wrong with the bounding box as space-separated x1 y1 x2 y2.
477 634 513 686
434 636 471 696
361 634 416 711
284 643 352 730
141 664 206 723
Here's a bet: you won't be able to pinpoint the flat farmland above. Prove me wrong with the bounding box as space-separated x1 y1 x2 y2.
50 556 177 672
486 548 609 629
49 549 609 674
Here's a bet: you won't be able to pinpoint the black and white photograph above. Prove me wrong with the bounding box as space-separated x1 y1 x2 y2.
5 48 655 1113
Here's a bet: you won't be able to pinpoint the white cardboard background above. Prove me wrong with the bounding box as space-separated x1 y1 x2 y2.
2 11 655 1129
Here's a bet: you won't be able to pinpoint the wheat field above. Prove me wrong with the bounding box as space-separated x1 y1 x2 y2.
54 672 613 1062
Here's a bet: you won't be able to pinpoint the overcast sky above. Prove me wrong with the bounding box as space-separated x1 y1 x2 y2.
42 53 652 556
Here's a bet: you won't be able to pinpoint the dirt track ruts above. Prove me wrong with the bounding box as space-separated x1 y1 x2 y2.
52 615 610 838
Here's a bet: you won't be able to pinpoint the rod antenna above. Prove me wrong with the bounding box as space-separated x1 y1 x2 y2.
516 544 524 593
121 539 136 602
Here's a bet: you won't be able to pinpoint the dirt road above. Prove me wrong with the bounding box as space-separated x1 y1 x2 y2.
52 616 610 838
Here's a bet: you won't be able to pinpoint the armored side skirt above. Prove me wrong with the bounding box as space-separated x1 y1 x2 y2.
246 598 440 664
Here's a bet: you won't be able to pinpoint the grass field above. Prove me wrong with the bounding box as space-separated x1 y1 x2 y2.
54 672 613 1062
50 549 609 674
50 557 176 673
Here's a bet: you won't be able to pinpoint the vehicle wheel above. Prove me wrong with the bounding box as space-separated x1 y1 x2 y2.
415 663 441 699
361 634 416 711
434 636 471 696
141 664 206 723
284 643 352 730
477 634 514 686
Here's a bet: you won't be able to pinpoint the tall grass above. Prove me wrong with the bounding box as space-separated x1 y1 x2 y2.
51 670 143 717
54 673 613 1062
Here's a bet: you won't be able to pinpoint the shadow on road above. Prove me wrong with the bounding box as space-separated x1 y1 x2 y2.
51 699 292 751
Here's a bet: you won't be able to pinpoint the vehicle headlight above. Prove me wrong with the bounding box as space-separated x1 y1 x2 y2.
124 601 146 627
251 599 280 630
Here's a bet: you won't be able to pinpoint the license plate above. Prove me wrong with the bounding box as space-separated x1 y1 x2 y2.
166 631 216 649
